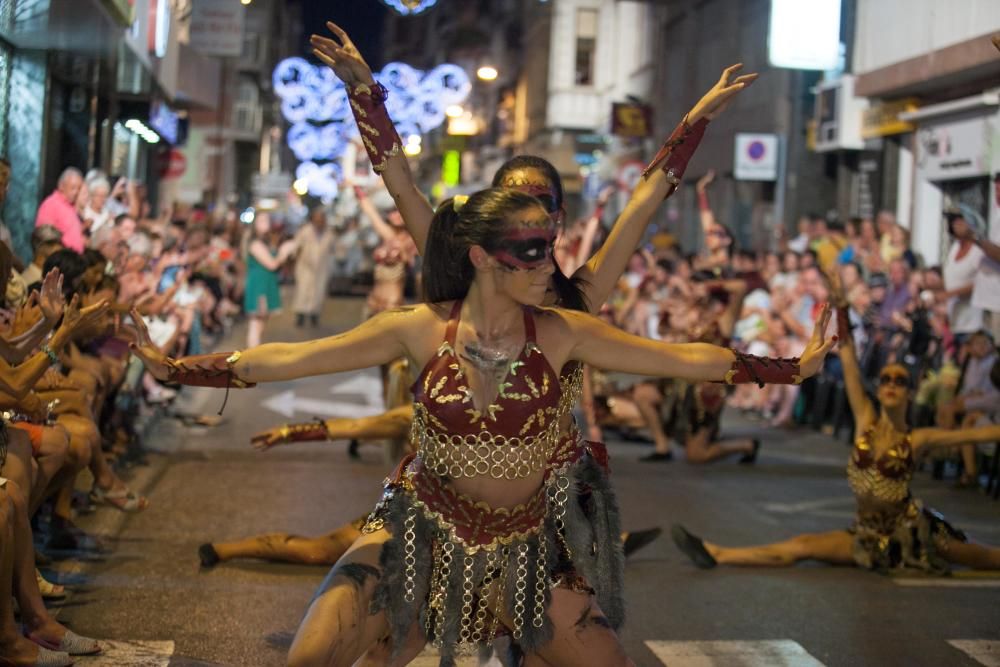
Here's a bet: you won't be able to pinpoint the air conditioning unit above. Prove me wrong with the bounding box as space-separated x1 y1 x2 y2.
812 74 867 152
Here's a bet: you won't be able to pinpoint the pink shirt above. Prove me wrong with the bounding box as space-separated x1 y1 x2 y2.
35 191 84 253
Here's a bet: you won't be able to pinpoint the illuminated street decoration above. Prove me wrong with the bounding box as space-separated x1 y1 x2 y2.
381 0 438 15
273 57 470 199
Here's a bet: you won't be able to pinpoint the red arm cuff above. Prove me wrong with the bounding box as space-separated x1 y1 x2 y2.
642 116 710 194
722 352 802 387
164 351 255 389
282 419 331 443
348 82 402 174
836 306 852 344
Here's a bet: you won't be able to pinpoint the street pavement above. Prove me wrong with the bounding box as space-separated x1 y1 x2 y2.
47 295 1000 666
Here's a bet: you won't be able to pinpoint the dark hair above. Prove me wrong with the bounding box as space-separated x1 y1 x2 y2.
43 249 88 298
423 189 587 311
991 358 1000 391
82 248 106 269
114 213 134 226
489 157 588 312
491 155 564 211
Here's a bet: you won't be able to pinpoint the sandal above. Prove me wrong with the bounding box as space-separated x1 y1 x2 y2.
0 645 74 666
671 524 717 569
35 569 66 600
27 629 101 656
90 485 149 512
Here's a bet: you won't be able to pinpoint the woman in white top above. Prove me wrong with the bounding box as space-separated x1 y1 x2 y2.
942 210 985 337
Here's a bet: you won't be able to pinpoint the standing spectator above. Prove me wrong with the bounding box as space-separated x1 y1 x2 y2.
787 215 812 254
876 209 898 266
242 212 295 348
81 176 112 238
878 259 911 330
291 204 336 327
943 208 986 340
35 167 85 253
971 173 1000 342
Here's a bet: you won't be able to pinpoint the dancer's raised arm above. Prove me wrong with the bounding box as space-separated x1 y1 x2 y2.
577 65 756 308
824 267 876 428
562 302 835 383
129 306 416 386
311 22 435 251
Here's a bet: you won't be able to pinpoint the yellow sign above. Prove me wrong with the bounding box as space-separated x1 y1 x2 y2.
861 98 919 139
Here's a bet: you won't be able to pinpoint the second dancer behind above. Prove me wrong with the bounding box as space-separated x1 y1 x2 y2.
130 187 835 667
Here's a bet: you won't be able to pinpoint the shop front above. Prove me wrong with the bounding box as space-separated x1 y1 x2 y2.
904 93 999 265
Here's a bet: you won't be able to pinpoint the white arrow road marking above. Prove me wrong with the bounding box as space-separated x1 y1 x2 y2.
948 640 1000 666
79 640 174 666
644 640 826 666
331 373 384 403
262 390 386 419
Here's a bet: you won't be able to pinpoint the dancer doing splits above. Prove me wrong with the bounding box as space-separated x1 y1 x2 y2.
132 186 833 667
672 270 1000 575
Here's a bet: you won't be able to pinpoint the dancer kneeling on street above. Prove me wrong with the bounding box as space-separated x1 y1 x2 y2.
672 267 1000 575
130 188 833 666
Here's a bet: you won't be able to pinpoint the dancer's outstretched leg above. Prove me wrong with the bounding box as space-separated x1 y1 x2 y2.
200 516 368 567
672 524 854 568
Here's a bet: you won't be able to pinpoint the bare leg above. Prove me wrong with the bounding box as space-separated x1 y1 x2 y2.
287 529 402 667
29 426 70 514
706 530 855 567
939 537 1000 570
684 428 754 464
212 520 364 566
632 383 670 455
0 488 50 666
523 588 633 667
247 295 270 348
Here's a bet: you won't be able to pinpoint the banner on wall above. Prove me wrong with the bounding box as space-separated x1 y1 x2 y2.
190 0 245 57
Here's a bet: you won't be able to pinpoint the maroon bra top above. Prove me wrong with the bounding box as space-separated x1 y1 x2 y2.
411 300 563 438
851 427 914 480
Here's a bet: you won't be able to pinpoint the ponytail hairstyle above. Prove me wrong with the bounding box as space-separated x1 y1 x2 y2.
491 155 589 312
423 188 551 304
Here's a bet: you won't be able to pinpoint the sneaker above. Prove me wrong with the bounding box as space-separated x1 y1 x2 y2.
738 439 761 464
639 451 674 463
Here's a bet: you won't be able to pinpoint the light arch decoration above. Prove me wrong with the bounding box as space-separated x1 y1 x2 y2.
381 0 439 16
273 57 470 200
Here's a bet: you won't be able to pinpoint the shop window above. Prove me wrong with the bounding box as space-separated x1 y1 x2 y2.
575 8 597 86
233 77 261 135
0 43 9 156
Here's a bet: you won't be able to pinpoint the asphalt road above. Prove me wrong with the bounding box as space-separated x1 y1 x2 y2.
49 296 1000 667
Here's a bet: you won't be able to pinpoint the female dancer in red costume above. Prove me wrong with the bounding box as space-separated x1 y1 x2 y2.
195 22 757 575
131 185 834 666
672 269 1000 574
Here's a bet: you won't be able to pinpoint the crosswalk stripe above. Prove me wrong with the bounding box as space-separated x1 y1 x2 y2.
408 647 503 666
948 640 1000 666
644 640 826 666
892 578 1000 588
80 640 174 666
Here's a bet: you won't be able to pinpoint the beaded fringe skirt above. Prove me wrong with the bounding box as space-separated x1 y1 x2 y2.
367 446 624 667
850 497 967 574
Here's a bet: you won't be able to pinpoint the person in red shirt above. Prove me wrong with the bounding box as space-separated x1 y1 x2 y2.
35 168 85 253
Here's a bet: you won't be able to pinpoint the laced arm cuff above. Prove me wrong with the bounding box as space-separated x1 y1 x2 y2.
164 351 255 389
720 351 802 387
642 116 710 194
348 82 402 174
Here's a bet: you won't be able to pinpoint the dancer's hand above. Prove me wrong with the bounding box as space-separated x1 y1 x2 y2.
310 22 376 88
799 303 838 378
251 426 289 451
688 64 758 123
696 169 716 193
126 307 172 381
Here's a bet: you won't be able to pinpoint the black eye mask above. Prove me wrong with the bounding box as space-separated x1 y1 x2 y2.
491 227 557 270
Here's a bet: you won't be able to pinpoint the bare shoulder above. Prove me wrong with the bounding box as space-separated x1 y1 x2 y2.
532 305 583 336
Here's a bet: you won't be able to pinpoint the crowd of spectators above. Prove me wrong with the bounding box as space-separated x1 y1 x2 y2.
580 174 1000 489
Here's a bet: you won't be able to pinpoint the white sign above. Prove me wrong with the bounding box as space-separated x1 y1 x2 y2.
734 133 778 181
768 0 841 71
915 113 996 182
190 0 245 57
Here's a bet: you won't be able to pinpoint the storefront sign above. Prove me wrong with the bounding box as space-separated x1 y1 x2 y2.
768 0 841 70
149 100 180 145
611 102 653 138
915 113 996 181
861 98 919 139
734 133 778 181
190 0 245 58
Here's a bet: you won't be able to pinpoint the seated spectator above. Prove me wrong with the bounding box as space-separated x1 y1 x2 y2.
35 168 85 254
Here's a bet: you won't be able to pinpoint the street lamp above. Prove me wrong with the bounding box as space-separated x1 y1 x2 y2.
446 104 464 118
476 65 498 81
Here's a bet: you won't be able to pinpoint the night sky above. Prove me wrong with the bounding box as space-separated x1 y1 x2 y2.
297 0 388 68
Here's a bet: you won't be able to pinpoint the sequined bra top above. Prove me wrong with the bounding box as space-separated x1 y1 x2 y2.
847 426 914 506
410 300 570 480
